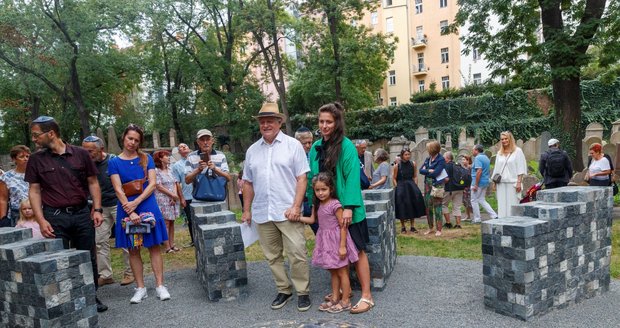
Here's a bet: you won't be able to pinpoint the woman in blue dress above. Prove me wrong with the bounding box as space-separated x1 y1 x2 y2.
109 124 170 304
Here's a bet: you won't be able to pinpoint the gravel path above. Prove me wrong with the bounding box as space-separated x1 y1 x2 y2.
97 256 620 328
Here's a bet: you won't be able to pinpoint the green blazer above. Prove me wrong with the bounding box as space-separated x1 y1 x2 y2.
307 137 366 224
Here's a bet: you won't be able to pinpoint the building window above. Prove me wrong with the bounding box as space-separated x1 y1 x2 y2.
418 80 425 92
390 97 397 106
441 47 449 63
441 76 450 90
417 53 425 71
440 0 448 8
415 0 423 14
440 20 449 35
371 12 378 25
386 0 393 6
473 48 481 61
416 26 424 40
386 17 394 33
473 73 482 85
388 70 396 85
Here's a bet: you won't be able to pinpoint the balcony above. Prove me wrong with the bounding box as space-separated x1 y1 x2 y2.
412 64 428 76
410 37 427 49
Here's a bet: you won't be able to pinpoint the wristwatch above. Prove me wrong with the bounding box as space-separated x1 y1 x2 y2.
93 208 104 213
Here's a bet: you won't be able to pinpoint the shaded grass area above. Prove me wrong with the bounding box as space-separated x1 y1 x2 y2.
109 208 620 281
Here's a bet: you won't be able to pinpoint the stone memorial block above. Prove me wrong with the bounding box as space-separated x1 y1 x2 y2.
584 122 604 140
435 131 442 145
354 189 397 291
603 144 616 164
612 119 620 134
415 127 429 144
482 186 612 321
387 136 410 163
191 201 247 302
107 126 121 155
0 228 99 328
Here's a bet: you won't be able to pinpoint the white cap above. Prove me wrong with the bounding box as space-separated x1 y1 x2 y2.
196 129 213 139
548 138 559 147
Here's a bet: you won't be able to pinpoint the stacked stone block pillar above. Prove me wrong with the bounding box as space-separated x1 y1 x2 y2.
482 186 612 321
190 201 248 301
352 189 397 291
0 228 98 327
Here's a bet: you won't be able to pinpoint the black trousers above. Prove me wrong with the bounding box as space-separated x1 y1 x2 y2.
183 200 194 243
43 206 99 289
545 181 568 189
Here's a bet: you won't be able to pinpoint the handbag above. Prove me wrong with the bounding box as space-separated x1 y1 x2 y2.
360 164 370 190
193 169 228 201
492 152 512 184
430 185 445 198
122 155 147 197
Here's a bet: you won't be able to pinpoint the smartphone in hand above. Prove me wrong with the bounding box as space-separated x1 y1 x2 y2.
201 152 210 163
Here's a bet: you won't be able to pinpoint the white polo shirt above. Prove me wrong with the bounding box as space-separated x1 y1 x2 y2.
243 131 309 224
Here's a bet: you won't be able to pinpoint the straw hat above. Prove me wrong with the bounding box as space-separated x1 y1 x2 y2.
254 102 285 120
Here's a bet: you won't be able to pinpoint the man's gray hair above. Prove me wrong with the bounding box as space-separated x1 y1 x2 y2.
84 137 105 149
444 151 453 161
355 139 368 146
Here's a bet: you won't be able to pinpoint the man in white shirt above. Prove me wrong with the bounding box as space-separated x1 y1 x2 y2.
172 143 195 246
242 103 311 312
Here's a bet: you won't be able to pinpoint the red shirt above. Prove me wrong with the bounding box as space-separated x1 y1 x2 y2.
25 143 98 208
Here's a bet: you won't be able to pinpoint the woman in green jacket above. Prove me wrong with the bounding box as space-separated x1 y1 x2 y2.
305 102 374 314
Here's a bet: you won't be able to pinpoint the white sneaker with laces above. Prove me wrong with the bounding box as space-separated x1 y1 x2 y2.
156 285 171 301
130 287 147 304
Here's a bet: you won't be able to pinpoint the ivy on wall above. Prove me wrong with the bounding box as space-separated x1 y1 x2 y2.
292 79 620 148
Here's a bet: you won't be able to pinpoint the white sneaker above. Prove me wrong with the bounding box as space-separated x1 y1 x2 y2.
130 287 148 304
156 285 171 301
472 219 481 224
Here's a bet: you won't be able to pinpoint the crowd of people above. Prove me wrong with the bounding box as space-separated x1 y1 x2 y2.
0 105 613 316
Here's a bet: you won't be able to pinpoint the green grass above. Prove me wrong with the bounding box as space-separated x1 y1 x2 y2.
109 207 620 280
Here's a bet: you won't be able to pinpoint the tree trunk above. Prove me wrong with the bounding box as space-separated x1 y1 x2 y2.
552 77 583 171
70 58 91 138
325 5 342 104
267 0 292 135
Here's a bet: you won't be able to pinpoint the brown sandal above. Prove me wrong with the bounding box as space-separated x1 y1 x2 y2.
318 300 337 312
327 301 351 314
324 292 353 302
350 298 374 314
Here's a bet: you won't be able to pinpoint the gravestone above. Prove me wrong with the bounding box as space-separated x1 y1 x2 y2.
445 133 452 150
538 131 552 156
436 131 442 146
107 126 122 154
387 136 410 163
458 127 467 147
415 127 429 144
612 119 620 135
516 139 524 149
603 144 616 165
482 186 612 321
169 128 177 148
96 128 106 149
584 122 604 140
152 131 160 149
522 138 538 161
609 131 620 145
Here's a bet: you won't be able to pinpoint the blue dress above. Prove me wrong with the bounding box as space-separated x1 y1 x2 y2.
108 154 168 248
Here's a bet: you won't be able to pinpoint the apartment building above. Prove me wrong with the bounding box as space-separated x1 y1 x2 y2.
362 0 466 107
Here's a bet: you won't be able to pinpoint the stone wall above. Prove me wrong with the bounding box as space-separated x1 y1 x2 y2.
190 201 248 301
481 186 612 321
0 228 98 327
351 189 397 291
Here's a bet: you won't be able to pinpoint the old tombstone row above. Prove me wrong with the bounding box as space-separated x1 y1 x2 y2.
0 228 98 328
481 186 612 321
188 188 398 302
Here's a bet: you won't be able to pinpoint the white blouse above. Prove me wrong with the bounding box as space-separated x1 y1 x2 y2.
492 147 527 183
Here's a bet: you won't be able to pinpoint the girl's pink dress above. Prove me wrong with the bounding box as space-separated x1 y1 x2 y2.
16 220 43 239
311 199 359 269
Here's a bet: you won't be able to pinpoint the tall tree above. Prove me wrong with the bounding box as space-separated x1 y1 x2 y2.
454 0 620 170
239 0 295 134
288 0 395 112
0 0 140 138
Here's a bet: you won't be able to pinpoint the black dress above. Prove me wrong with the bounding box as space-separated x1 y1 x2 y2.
394 161 426 219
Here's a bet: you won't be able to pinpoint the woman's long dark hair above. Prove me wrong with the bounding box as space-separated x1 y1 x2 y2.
318 102 345 174
312 172 338 220
122 124 147 170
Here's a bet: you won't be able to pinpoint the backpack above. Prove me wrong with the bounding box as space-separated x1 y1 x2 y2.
360 162 370 190
450 163 471 190
545 150 566 178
